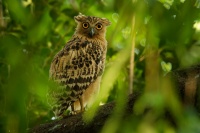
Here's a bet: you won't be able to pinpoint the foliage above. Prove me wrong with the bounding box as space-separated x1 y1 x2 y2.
1 0 200 133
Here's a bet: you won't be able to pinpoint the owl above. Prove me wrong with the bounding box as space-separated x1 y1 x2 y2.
48 14 111 118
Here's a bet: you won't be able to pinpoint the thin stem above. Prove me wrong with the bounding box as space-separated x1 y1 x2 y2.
129 15 136 94
0 0 6 32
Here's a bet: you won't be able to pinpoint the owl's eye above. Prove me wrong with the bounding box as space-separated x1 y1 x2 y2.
96 23 103 30
82 22 89 29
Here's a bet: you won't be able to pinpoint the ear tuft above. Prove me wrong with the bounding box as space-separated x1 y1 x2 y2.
74 13 86 23
102 18 111 26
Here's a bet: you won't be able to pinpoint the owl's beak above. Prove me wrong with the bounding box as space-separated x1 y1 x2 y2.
89 28 95 37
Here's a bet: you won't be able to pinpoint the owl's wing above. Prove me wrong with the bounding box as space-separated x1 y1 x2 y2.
49 37 105 107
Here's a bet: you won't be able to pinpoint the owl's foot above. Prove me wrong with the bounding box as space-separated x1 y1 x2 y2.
70 108 85 115
70 97 86 115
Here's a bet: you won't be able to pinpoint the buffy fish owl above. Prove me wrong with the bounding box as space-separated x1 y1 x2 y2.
48 14 110 118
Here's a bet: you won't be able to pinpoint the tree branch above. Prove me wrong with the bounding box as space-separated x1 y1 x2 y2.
29 92 141 133
29 64 200 133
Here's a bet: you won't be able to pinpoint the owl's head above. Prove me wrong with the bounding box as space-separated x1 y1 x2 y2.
74 14 111 39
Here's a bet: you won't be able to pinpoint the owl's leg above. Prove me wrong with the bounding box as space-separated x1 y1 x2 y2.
79 96 85 112
70 97 85 115
70 103 76 115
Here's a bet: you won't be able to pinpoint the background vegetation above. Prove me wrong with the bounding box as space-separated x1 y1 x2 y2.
1 0 200 133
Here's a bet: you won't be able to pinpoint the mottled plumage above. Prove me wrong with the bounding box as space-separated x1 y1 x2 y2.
48 14 110 118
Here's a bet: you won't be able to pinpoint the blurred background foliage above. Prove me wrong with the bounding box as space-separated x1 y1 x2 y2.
1 0 200 133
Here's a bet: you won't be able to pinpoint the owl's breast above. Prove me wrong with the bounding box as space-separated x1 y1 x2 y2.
58 38 105 92
67 39 104 75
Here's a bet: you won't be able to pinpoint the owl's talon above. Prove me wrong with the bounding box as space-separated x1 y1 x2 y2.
70 109 85 115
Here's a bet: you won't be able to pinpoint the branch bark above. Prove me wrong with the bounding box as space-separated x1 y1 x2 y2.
29 92 141 133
